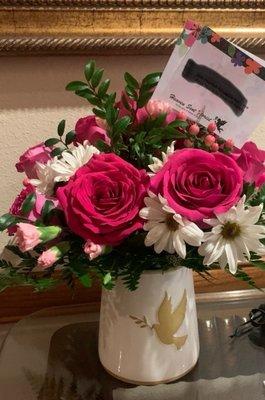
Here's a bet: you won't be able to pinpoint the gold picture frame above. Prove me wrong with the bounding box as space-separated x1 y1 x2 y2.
0 1 264 55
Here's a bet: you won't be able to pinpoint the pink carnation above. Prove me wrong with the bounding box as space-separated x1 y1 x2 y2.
37 248 58 269
150 148 243 225
16 143 51 179
232 141 265 187
57 153 149 246
75 115 110 146
16 223 41 252
84 240 104 260
146 100 172 117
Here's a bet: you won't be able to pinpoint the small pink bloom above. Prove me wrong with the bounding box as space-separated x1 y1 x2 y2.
204 134 216 146
232 141 265 187
189 124 200 135
16 223 41 252
16 143 51 179
207 121 217 132
37 248 58 269
184 139 193 148
75 115 110 146
225 138 234 149
175 110 187 121
211 142 219 152
146 100 172 117
84 240 104 260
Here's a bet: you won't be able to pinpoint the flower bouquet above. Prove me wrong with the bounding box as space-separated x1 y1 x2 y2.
1 59 265 384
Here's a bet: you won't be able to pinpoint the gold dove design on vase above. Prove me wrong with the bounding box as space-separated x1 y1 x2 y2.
130 289 188 349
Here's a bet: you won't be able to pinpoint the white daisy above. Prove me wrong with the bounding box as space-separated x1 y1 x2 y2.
51 142 100 182
148 141 175 174
139 192 204 257
198 196 265 274
30 159 57 196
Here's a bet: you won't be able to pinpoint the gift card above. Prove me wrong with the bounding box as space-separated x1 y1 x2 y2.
152 20 265 146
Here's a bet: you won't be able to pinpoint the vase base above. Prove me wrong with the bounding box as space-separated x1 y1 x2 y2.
102 359 198 386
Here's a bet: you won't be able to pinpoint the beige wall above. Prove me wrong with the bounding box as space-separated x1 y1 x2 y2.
1 54 265 249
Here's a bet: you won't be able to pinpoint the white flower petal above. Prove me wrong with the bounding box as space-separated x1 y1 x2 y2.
173 232 186 259
225 243 238 274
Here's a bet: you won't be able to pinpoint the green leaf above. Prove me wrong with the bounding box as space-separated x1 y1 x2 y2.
75 87 94 98
65 81 87 91
21 192 36 215
44 138 60 147
41 200 55 220
79 273 92 288
92 108 106 119
142 72 162 85
57 120 66 137
91 68 104 88
137 91 152 108
103 272 112 285
125 85 138 100
169 120 188 128
114 116 131 134
0 214 21 232
124 72 139 89
65 130 76 145
106 106 118 126
84 60 95 82
51 147 64 158
98 79 110 98
82 93 101 106
141 75 161 90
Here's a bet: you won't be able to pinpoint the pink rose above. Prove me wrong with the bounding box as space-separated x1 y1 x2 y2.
233 141 265 187
84 240 104 260
57 153 149 246
75 115 110 146
16 143 51 179
150 149 243 224
8 184 58 234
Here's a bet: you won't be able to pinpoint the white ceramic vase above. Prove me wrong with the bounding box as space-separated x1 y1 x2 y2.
98 266 199 385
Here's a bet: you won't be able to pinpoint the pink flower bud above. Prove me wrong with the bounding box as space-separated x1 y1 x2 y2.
16 223 41 252
84 240 104 260
189 123 200 135
146 100 172 117
225 138 234 149
37 248 58 269
207 121 217 132
204 134 216 146
175 110 187 121
184 139 193 148
37 242 70 269
211 142 219 152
